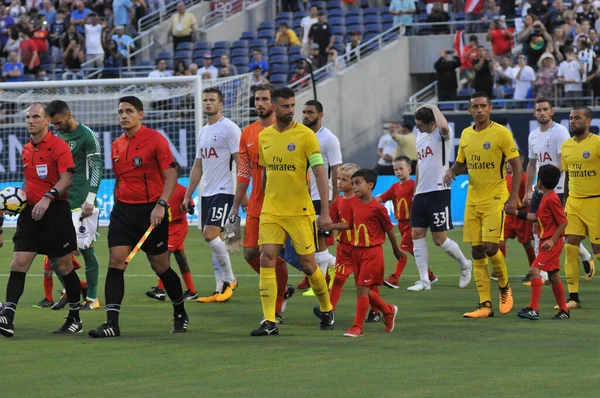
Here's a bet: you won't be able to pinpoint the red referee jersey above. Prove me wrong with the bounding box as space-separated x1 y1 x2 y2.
379 179 414 221
350 199 394 247
22 132 74 205
112 125 174 204
168 183 194 224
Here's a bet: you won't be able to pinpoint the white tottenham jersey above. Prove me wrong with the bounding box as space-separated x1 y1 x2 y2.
528 122 570 194
415 127 452 195
196 116 241 197
309 126 342 201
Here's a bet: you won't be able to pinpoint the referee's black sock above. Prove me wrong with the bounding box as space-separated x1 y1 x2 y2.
158 267 186 316
5 271 26 321
105 268 125 327
62 269 82 321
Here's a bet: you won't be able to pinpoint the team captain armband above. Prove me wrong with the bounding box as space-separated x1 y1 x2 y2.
308 152 324 167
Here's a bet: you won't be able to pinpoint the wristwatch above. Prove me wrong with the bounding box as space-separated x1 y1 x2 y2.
157 199 170 209
44 188 59 202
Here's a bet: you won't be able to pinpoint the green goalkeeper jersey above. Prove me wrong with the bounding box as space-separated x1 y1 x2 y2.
58 123 103 209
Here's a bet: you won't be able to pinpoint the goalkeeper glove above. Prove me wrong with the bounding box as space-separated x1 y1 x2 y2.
224 215 241 253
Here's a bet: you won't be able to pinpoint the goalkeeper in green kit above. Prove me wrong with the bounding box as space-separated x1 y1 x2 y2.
46 100 103 310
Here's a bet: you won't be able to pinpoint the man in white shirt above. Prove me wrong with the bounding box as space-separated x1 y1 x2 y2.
375 128 397 175
300 5 319 55
148 58 173 111
197 53 218 80
558 46 584 107
182 87 241 303
298 100 342 296
511 53 535 101
523 98 594 291
84 13 104 69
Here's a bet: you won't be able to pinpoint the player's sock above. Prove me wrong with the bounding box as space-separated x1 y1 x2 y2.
81 247 100 300
579 244 592 262
105 268 125 327
306 268 333 312
327 253 336 268
533 234 540 256
330 274 348 309
43 276 53 302
61 269 82 321
4 271 26 321
353 296 369 329
157 279 165 290
259 267 277 323
529 277 543 311
80 280 88 292
489 250 509 288
551 281 569 312
315 250 330 278
208 237 235 284
275 258 288 315
439 238 470 270
499 245 506 257
428 269 436 280
564 243 580 297
413 238 430 283
368 288 392 315
247 256 261 274
525 245 536 266
158 267 186 315
393 256 408 278
181 272 196 293
370 286 379 312
212 252 224 292
473 258 491 303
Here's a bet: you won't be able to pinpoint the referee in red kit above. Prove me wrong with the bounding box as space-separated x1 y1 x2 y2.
0 103 82 338
88 96 189 338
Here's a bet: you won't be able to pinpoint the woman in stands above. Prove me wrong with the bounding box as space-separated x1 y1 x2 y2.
534 52 558 99
102 40 121 79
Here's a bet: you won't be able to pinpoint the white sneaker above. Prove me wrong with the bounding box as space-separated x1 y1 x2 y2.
459 260 473 288
429 277 439 285
407 281 431 292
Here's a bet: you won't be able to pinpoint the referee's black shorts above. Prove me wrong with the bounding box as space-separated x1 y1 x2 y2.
108 200 169 255
13 200 77 258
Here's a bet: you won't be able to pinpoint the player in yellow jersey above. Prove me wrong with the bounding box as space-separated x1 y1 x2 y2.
250 87 334 336
444 92 522 318
560 106 599 309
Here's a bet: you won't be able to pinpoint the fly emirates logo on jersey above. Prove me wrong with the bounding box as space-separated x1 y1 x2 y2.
467 153 495 170
569 160 597 178
265 155 297 171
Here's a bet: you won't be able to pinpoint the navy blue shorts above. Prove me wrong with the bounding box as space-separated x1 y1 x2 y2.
411 190 453 232
312 200 331 238
201 194 234 229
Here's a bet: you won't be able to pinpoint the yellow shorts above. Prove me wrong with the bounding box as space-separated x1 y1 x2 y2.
565 197 600 244
463 202 505 245
258 213 318 255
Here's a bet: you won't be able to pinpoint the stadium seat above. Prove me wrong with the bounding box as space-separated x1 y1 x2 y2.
294 11 307 19
364 23 382 34
346 15 362 25
269 47 287 56
276 17 293 27
277 11 294 20
213 41 231 50
454 11 466 20
327 0 341 10
193 56 203 65
345 24 363 36
40 63 53 72
257 30 274 40
267 39 277 48
231 47 249 57
258 21 275 31
270 55 288 65
212 57 222 68
416 13 428 22
346 8 362 17
438 103 455 111
138 60 152 67
328 8 343 17
271 64 289 75
364 32 379 42
231 55 250 66
289 53 302 64
288 46 301 55
364 15 380 24
293 15 305 26
249 39 268 49
157 51 173 60
241 30 256 40
174 50 192 60
331 25 345 36
232 40 248 49
330 16 344 26
212 48 229 58
504 87 515 98
311 1 326 11
363 7 380 16
383 22 393 31
269 73 288 85
176 42 194 51
382 13 393 24
194 41 211 50
333 42 344 54
458 88 475 98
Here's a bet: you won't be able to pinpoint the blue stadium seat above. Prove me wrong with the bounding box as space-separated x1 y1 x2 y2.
327 1 341 10
346 8 362 17
174 50 192 60
212 48 229 58
289 53 302 64
364 23 382 34
249 39 268 49
458 88 475 98
311 1 326 11
364 15 380 24
267 39 277 48
364 32 378 42
213 41 231 49
504 87 515 97
193 57 204 65
176 42 194 51
345 24 363 35
40 63 53 72
328 8 343 17
454 11 466 20
278 11 294 20
438 103 456 111
288 46 301 55
138 60 153 67
232 40 248 49
157 51 173 60
363 7 380 16
258 29 274 40
270 64 289 75
193 48 211 58
269 73 288 85
270 55 288 65
269 47 287 56
212 57 222 68
346 15 362 25
276 17 292 27
241 31 256 40
258 21 275 30
383 22 393 31
166 60 174 70
331 25 345 36
22 74 36 81
330 16 344 26
231 55 250 66
231 47 249 57
381 13 393 24
416 13 428 22
194 41 211 50
294 11 307 19
333 42 344 54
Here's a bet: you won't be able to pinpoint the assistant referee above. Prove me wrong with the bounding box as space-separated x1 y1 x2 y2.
88 96 188 338
0 103 82 338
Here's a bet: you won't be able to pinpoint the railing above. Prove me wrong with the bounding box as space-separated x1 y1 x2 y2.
127 29 155 68
408 81 437 107
198 0 263 31
288 25 401 92
402 18 520 36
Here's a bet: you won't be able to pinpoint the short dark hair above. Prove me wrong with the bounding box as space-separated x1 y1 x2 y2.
119 96 144 112
279 22 289 28
156 58 166 66
470 91 491 103
304 99 323 113
20 27 31 37
563 45 575 54
271 87 295 103
47 100 70 117
203 87 223 102
352 168 378 189
538 164 561 190
394 155 412 165
88 12 97 18
414 107 435 125
535 97 554 107
573 106 593 119
254 83 276 95
253 48 262 54
468 35 478 43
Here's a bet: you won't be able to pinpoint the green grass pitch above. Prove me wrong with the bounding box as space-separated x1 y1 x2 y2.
1 226 599 397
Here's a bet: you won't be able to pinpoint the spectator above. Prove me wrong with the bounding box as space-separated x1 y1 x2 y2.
148 58 172 78
308 11 333 56
426 2 450 35
552 26 567 58
520 19 552 69
434 49 461 101
218 66 241 107
577 34 596 79
390 121 417 173
62 38 84 80
275 22 300 47
591 29 600 54
197 52 218 79
425 0 449 14
0 5 16 57
174 59 188 76
113 0 133 28
289 63 308 86
31 18 49 63
8 0 25 20
327 48 346 71
580 19 592 37
494 55 515 90
534 52 558 99
486 15 514 57
3 26 20 54
84 13 104 69
345 30 361 64
111 25 135 58
546 0 566 32
481 0 499 22
524 0 549 19
168 1 197 53
219 54 238 76
249 64 269 91
248 48 269 73
562 11 578 40
281 0 299 12
188 62 198 75
201 71 211 79
91 0 106 17
584 55 600 101
49 8 67 54
465 0 484 33
308 42 325 68
103 7 115 43
576 0 599 27
19 28 40 75
374 126 397 176
511 53 536 101
341 0 360 11
473 45 494 97
39 1 56 26
460 35 479 86
148 58 172 111
2 50 23 81
500 0 516 20
389 0 415 34
300 5 318 55
558 46 584 106
132 0 147 30
102 39 122 78
70 1 92 34
61 24 84 52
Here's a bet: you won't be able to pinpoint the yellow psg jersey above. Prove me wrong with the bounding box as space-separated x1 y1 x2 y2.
456 121 519 205
561 133 600 199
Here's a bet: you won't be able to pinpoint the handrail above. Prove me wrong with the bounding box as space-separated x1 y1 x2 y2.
408 81 437 106
198 0 263 31
127 29 155 68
